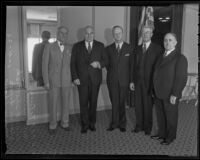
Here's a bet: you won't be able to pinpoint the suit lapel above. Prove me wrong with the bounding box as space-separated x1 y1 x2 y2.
90 40 97 59
119 42 126 56
80 40 90 62
158 50 178 68
110 43 118 59
136 45 143 66
54 42 63 58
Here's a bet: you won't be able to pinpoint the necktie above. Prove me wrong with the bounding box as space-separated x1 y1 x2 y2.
117 44 120 53
88 42 92 54
142 43 146 53
163 51 167 57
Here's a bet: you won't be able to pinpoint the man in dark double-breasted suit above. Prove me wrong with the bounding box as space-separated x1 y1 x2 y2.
70 25 107 133
106 26 133 132
152 33 188 145
130 25 162 135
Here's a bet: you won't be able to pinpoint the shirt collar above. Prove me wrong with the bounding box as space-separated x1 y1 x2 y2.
143 40 151 50
115 41 123 49
85 41 93 47
57 41 64 46
165 48 175 56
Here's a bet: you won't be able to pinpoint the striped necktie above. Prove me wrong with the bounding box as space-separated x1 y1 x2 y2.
117 44 120 53
142 43 146 53
88 42 92 54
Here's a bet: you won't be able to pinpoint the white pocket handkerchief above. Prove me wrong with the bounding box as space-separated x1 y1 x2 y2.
125 53 130 56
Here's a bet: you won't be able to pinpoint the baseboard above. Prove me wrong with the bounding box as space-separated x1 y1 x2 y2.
25 105 112 125
5 115 26 123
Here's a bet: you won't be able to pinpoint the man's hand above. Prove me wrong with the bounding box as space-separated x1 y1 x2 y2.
170 95 177 105
130 83 135 91
73 79 80 85
90 61 101 69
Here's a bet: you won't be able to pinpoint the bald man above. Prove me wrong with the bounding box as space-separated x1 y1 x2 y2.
42 26 72 133
152 33 188 145
70 25 107 133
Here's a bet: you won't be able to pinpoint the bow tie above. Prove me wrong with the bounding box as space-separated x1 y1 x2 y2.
59 42 64 46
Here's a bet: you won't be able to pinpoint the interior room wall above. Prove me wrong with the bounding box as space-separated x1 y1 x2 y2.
5 6 26 123
182 4 198 74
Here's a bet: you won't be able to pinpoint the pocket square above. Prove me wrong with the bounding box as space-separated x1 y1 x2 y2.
125 53 130 56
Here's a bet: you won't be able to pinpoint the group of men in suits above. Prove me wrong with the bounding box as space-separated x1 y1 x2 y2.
41 25 188 145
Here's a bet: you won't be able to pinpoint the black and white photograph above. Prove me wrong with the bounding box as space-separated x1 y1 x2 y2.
2 1 199 158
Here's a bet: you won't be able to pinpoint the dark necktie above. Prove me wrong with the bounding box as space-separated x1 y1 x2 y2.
142 43 146 53
88 42 92 54
117 44 120 53
163 51 167 57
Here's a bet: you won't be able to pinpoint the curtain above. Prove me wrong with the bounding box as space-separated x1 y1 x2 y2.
128 6 141 107
130 6 141 47
171 5 183 53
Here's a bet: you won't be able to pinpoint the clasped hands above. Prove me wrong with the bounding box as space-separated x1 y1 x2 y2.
90 61 101 69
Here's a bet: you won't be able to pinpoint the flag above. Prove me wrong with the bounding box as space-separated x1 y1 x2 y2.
138 6 154 45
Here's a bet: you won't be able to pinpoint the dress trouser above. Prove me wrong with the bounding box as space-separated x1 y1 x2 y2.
107 82 128 129
135 80 153 133
49 87 71 129
77 79 100 129
154 97 179 141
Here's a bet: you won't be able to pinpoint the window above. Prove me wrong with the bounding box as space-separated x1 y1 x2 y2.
27 37 56 73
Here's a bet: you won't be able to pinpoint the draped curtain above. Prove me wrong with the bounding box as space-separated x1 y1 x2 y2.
170 5 183 53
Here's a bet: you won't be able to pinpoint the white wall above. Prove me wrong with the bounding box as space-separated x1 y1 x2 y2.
5 6 22 87
182 4 198 73
60 6 93 44
5 6 26 123
94 7 127 46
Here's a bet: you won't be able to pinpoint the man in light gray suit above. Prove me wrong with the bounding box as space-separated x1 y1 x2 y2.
42 26 72 134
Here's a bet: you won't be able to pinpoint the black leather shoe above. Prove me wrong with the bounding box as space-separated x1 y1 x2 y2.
151 135 160 139
145 131 151 135
49 129 56 135
61 126 70 131
119 128 126 132
160 139 173 145
81 128 87 134
107 127 115 131
132 128 142 133
151 135 164 141
89 126 96 131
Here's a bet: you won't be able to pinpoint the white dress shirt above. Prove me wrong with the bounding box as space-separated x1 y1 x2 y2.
164 48 175 57
85 41 93 50
115 41 123 50
58 41 64 52
143 40 151 51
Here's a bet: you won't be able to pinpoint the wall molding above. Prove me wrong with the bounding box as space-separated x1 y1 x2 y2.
5 115 26 123
26 105 111 125
5 84 24 90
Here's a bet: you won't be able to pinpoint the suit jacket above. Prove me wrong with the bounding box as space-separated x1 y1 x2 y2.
130 42 162 93
106 42 133 87
42 41 72 88
153 49 188 99
32 41 49 81
70 40 106 86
